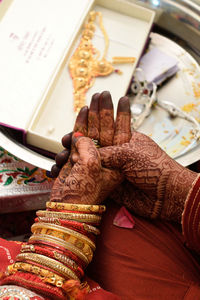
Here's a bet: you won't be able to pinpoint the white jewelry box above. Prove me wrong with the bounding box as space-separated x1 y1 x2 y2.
0 0 155 154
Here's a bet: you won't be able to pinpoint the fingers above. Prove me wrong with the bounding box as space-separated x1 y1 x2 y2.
62 106 88 150
88 93 100 140
71 105 88 161
50 164 61 178
61 132 72 149
72 134 100 166
73 106 88 136
50 149 70 177
55 149 70 167
61 135 101 204
114 96 132 145
99 91 114 146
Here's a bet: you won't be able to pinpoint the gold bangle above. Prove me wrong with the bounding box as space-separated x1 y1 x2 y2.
7 262 66 288
16 252 79 281
37 216 101 235
46 202 106 214
31 227 93 260
31 222 95 250
29 234 90 264
36 210 101 223
21 244 78 270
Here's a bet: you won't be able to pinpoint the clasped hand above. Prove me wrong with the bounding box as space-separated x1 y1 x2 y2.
51 92 197 223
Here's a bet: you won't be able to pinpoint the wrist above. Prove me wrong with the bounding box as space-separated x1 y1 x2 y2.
161 161 198 222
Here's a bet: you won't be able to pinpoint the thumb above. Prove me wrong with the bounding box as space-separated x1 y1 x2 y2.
72 133 101 166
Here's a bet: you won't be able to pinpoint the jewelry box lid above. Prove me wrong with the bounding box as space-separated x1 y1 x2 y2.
0 0 93 130
0 0 155 154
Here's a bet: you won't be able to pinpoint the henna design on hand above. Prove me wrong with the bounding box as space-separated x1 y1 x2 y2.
99 91 114 147
50 91 132 206
100 131 198 222
88 93 100 140
50 106 88 202
114 96 132 145
61 137 102 204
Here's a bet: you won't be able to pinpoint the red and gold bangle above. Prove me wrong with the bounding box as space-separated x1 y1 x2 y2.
1 272 67 300
46 201 106 214
7 262 67 288
29 234 90 265
27 239 86 268
31 222 96 251
36 210 101 224
35 216 99 238
47 209 100 214
16 253 80 281
20 244 84 278
31 229 93 261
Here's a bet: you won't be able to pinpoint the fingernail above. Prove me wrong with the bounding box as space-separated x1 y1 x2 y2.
72 132 84 145
117 96 130 112
74 132 84 138
99 91 113 110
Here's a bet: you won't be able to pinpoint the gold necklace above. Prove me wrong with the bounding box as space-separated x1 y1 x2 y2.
69 11 136 113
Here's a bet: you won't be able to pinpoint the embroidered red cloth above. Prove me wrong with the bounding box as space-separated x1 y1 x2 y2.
182 174 200 252
0 147 53 213
0 238 121 299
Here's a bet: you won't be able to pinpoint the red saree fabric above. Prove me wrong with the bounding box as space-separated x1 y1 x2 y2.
182 175 200 253
88 201 200 300
1 176 200 299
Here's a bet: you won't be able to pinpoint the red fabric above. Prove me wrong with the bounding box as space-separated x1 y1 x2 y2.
0 239 23 272
2 175 200 300
87 202 200 300
182 175 200 252
0 238 120 300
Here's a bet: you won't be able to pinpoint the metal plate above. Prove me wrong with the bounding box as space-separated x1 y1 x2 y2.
137 32 200 163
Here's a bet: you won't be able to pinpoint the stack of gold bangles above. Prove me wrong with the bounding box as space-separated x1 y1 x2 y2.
2 202 106 299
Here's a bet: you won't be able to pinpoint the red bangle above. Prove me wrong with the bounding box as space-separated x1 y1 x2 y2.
0 271 66 300
28 239 87 268
35 217 98 240
20 244 84 278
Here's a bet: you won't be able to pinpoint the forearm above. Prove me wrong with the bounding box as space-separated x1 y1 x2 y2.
159 160 198 222
182 174 200 253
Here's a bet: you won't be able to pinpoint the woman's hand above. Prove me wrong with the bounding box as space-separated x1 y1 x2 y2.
99 131 198 222
50 91 132 204
61 135 103 204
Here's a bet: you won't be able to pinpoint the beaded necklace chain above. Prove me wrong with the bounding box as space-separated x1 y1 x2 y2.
69 11 135 113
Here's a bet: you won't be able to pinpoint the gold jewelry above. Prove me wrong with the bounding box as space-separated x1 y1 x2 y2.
16 253 79 281
36 210 102 223
31 222 95 250
0 286 42 299
46 201 106 214
112 56 136 64
31 229 93 259
7 262 66 288
29 234 90 264
91 139 100 148
21 244 78 270
37 216 101 235
69 11 135 113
